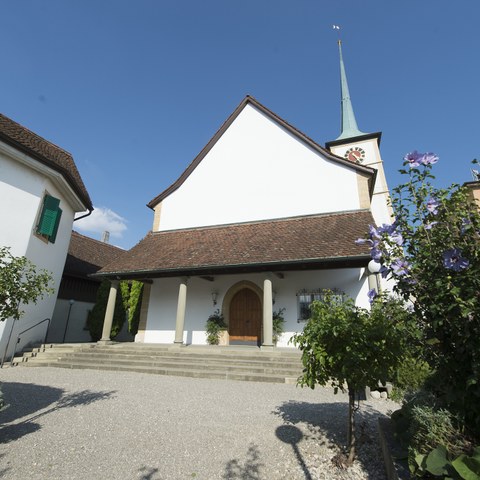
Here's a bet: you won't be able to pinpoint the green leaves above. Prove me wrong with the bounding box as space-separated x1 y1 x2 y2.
0 246 53 322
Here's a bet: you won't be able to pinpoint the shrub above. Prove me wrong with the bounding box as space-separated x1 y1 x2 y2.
390 356 431 402
359 153 480 439
86 280 126 341
272 308 285 345
205 309 226 345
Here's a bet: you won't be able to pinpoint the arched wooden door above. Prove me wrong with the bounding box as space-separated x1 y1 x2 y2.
229 288 262 345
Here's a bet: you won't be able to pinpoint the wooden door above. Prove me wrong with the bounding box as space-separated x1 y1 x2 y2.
229 288 262 343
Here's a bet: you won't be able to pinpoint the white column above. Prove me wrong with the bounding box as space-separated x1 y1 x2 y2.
99 280 119 344
174 278 188 345
262 277 274 349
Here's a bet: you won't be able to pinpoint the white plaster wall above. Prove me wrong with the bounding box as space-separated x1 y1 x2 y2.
158 104 361 231
0 153 45 256
143 269 370 348
0 152 76 360
330 138 393 226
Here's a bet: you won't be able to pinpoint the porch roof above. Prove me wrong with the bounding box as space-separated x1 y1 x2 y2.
95 210 374 280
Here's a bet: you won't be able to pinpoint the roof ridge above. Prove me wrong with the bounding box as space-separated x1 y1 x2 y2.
0 113 73 157
71 230 125 252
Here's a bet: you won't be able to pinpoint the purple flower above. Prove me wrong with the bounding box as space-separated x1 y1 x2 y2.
355 238 372 246
391 258 410 276
377 223 396 235
426 197 440 215
390 231 404 246
461 218 471 235
380 265 390 279
421 152 439 165
425 221 438 230
367 288 378 304
404 150 423 168
443 248 469 272
368 224 381 239
370 246 382 262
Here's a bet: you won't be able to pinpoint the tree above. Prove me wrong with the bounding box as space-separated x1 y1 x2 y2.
0 246 53 322
291 290 414 465
86 280 144 341
360 152 480 438
0 246 53 410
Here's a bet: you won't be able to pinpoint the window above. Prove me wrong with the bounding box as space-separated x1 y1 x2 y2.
296 288 345 322
36 194 62 244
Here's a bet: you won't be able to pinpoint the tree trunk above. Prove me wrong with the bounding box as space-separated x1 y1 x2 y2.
346 384 356 466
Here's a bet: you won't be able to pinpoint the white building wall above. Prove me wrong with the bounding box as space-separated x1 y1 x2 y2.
0 150 76 360
158 104 362 231
142 269 370 348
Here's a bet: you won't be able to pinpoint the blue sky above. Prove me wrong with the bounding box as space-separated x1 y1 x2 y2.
2 1 479 249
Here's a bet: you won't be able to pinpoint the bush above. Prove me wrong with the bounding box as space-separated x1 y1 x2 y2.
86 280 126 341
205 309 226 345
272 308 285 345
390 356 431 402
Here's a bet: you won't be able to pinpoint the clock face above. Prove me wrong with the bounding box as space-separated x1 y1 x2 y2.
344 147 366 163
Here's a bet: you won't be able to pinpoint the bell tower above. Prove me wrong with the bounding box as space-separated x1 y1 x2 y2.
325 39 392 225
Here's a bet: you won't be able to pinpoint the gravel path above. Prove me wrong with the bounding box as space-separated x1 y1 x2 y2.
0 367 397 480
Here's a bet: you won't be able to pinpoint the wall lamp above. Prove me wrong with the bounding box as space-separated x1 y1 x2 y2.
211 290 219 306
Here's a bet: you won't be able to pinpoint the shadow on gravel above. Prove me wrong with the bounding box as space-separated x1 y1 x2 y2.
276 424 312 480
137 466 160 479
0 382 116 444
223 443 264 480
0 453 10 477
273 400 389 478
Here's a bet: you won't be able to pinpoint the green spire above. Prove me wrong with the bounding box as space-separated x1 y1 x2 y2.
336 40 366 140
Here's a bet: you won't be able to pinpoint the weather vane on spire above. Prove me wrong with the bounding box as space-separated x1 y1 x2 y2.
332 24 341 44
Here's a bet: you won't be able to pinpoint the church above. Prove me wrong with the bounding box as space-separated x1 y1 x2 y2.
96 41 392 349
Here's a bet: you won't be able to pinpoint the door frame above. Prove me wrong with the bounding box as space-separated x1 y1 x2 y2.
222 281 263 344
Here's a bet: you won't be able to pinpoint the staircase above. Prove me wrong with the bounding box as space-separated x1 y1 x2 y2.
13 343 304 384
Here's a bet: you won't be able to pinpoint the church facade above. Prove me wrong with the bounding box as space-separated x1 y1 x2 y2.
96 42 392 349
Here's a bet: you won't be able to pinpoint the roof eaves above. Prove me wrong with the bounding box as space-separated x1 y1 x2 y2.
93 253 371 280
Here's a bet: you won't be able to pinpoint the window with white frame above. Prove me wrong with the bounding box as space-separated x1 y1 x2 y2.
296 288 345 322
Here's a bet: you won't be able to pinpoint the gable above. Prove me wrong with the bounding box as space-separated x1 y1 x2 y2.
151 97 375 232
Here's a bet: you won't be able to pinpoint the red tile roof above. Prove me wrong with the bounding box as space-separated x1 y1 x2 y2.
0 113 92 210
147 96 376 209
96 210 373 279
64 231 125 278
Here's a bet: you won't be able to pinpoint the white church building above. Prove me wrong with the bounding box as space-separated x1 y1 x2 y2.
96 41 392 349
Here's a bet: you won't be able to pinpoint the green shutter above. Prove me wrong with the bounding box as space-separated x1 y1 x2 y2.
37 195 61 240
49 207 62 244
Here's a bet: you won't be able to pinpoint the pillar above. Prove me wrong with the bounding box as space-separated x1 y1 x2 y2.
262 277 274 349
98 280 119 344
174 278 188 345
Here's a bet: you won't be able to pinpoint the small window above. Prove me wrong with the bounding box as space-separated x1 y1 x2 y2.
36 194 62 244
296 288 345 322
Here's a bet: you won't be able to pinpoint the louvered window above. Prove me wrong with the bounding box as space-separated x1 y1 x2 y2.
36 194 62 243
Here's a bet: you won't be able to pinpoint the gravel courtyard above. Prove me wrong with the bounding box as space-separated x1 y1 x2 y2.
0 367 396 480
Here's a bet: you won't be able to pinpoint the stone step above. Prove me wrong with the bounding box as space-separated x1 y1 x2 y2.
62 350 301 367
47 355 301 375
43 361 296 383
14 342 303 384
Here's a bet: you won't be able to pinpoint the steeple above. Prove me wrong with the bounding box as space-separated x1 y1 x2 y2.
336 40 367 140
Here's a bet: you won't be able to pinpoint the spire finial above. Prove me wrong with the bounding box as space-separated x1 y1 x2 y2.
332 28 367 140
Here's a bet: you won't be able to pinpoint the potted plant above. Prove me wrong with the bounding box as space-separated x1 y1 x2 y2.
205 309 227 345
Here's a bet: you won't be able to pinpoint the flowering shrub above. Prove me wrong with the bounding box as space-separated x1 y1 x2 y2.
359 152 480 438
